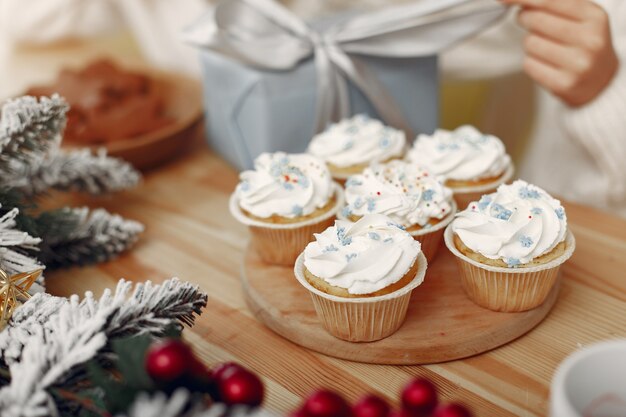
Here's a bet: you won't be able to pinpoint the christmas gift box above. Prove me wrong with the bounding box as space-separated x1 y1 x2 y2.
184 0 506 170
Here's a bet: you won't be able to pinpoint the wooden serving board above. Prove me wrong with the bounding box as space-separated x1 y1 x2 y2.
241 245 560 365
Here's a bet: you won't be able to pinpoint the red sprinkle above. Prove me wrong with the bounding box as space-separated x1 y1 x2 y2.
472 205 476 210
376 191 381 196
284 175 290 181
528 215 532 219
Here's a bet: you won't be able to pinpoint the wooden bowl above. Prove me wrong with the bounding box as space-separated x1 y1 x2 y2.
63 69 203 171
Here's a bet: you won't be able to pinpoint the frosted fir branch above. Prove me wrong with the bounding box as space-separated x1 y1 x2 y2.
0 205 45 293
10 148 141 197
37 207 144 268
0 95 67 178
120 391 276 417
0 278 207 416
0 278 207 369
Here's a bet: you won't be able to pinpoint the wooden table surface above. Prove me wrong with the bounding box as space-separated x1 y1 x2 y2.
46 143 626 417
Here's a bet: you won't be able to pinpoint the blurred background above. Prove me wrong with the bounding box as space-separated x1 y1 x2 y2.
0 0 534 168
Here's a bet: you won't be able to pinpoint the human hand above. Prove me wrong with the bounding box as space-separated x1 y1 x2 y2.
500 0 619 107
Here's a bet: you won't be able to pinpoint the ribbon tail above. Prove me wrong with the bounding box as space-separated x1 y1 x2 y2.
313 47 336 133
329 49 415 138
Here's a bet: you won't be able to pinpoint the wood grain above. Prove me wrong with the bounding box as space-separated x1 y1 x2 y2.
46 145 626 417
242 246 559 364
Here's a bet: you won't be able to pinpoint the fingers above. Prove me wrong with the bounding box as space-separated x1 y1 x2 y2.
517 9 584 45
500 0 597 21
523 34 591 74
522 56 573 100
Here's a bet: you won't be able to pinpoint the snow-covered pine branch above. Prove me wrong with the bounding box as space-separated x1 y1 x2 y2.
36 207 144 268
0 278 208 416
120 391 276 417
0 205 45 292
0 95 67 181
9 148 141 196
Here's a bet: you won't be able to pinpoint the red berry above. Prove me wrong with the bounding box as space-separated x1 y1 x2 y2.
219 368 264 407
212 362 244 382
145 339 193 382
433 404 472 417
290 408 310 417
352 395 390 417
303 390 350 417
401 379 438 415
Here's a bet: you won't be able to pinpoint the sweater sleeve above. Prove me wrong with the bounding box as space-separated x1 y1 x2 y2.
0 0 122 44
559 1 626 206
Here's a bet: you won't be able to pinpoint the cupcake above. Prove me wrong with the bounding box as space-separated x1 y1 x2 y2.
444 180 575 312
307 114 405 183
294 214 427 342
340 160 456 262
229 152 344 265
407 125 513 209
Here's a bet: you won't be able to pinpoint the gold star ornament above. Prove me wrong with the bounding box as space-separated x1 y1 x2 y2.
0 268 42 329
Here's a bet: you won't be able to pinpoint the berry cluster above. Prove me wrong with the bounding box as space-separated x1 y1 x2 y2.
292 379 471 417
145 339 264 407
143 340 471 417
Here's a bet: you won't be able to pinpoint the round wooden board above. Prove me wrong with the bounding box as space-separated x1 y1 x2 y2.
241 245 560 365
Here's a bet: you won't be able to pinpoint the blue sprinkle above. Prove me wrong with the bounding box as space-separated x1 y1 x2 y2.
519 186 540 199
346 126 359 134
531 207 543 215
519 235 533 248
555 207 565 220
343 140 354 150
368 232 381 241
478 195 492 210
279 155 290 165
323 245 338 253
239 181 250 192
422 189 435 201
353 197 365 209
345 253 357 262
283 182 294 190
291 205 303 216
383 237 394 243
506 258 521 268
345 177 363 188
387 221 406 230
336 226 352 246
366 197 376 213
490 203 512 221
341 206 351 217
379 137 390 148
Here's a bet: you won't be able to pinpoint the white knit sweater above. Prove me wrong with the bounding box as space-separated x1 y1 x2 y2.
1 0 624 216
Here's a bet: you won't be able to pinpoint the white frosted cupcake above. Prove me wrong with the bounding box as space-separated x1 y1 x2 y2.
444 180 575 312
230 152 344 265
294 214 427 342
340 160 456 261
307 114 405 183
407 125 513 209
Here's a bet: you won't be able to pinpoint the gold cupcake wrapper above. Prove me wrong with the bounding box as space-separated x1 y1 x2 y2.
451 163 515 210
444 226 576 312
294 252 428 342
230 183 344 266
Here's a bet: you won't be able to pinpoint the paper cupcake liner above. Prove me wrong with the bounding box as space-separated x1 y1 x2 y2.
451 163 515 210
408 200 457 263
294 252 428 342
337 201 457 263
444 226 576 312
230 183 344 265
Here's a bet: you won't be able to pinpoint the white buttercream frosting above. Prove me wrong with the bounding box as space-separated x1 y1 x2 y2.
307 114 405 168
235 152 333 219
342 160 453 228
407 125 511 181
303 214 422 295
452 180 567 267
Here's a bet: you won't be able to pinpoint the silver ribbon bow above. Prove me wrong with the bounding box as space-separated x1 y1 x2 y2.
185 0 507 135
